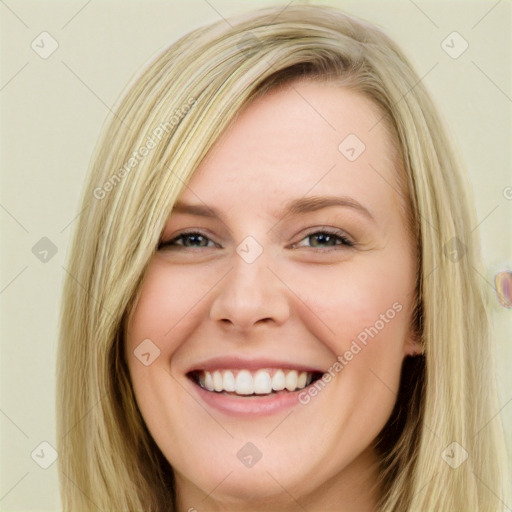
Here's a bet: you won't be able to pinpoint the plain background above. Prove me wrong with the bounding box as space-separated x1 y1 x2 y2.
1 1 511 510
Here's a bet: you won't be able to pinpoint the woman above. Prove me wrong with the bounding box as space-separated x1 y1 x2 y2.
56 4 510 511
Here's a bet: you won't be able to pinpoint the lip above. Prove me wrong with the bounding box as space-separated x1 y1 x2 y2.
185 355 325 374
185 356 326 417
190 376 315 416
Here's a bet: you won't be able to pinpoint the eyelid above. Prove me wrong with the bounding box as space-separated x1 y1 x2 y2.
158 229 220 249
159 226 355 251
290 226 355 249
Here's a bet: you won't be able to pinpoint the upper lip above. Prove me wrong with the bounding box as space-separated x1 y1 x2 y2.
185 356 326 374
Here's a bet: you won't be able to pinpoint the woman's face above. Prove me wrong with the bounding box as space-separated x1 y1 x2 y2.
125 80 419 510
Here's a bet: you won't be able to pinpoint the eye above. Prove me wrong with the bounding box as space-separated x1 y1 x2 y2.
293 229 354 249
158 231 217 249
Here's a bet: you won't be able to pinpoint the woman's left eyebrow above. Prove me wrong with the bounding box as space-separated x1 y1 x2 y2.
172 195 375 223
276 195 375 223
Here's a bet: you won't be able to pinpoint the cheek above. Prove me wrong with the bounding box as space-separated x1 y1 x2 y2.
124 262 213 457
127 260 217 355
294 269 408 457
125 262 208 417
291 252 412 418
295 255 412 358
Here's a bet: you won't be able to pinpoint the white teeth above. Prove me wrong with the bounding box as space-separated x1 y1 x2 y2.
213 371 223 392
204 371 214 391
253 370 272 394
297 371 307 388
285 370 298 391
197 368 315 395
235 370 254 395
271 370 286 391
223 370 235 392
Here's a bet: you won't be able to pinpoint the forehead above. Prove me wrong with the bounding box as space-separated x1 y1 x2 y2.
178 80 401 216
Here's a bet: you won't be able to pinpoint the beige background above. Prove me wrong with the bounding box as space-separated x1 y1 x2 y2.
1 1 510 510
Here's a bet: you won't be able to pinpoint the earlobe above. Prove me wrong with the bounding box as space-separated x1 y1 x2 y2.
404 346 424 357
403 330 424 356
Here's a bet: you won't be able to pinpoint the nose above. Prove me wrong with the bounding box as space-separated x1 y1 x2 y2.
209 249 291 332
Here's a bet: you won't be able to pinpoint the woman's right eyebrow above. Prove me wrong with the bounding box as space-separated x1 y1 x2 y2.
172 201 220 218
172 195 376 224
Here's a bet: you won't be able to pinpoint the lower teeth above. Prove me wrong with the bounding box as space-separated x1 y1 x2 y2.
221 390 282 397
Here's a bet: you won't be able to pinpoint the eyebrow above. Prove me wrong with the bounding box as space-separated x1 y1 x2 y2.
172 195 375 223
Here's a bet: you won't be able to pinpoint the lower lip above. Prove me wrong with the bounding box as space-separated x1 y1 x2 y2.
190 379 309 416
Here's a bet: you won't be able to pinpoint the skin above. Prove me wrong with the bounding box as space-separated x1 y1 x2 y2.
125 79 420 512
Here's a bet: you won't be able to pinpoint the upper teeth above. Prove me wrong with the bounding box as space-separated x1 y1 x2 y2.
198 369 314 395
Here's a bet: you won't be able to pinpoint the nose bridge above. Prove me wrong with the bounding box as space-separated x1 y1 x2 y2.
209 241 289 330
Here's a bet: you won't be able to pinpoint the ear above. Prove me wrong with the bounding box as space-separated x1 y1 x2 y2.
403 328 423 357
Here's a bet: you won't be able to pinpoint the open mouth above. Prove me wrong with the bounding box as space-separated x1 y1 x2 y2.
187 368 324 397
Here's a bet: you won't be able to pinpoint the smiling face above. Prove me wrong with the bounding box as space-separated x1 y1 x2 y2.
125 79 419 511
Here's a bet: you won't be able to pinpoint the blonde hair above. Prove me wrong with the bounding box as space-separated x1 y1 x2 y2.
56 4 510 511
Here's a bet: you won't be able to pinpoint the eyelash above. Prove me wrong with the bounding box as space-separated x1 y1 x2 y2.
294 230 355 249
158 228 355 251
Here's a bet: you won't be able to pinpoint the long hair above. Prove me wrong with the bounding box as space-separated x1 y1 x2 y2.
56 4 510 510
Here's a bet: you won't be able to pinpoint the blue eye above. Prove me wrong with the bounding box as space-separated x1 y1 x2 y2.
158 231 216 249
158 229 354 251
295 230 354 249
